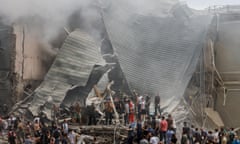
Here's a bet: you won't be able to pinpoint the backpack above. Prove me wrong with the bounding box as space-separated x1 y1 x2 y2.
53 129 60 138
229 131 235 141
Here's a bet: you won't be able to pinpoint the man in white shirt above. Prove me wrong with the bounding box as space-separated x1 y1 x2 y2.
62 119 69 135
137 95 143 119
213 129 219 144
149 132 160 144
68 129 79 144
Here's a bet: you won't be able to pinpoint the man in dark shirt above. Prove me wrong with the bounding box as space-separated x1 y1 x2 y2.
167 114 173 130
182 122 190 140
194 128 201 143
87 103 96 125
145 95 151 116
154 95 161 116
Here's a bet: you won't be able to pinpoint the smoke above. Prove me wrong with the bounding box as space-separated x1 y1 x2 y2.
0 0 96 42
0 0 100 79
0 0 179 48
0 0 180 79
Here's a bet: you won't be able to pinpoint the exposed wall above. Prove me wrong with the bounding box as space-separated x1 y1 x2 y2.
13 24 58 102
216 89 240 128
215 13 240 128
14 24 55 81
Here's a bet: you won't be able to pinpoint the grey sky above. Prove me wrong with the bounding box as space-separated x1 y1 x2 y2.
182 0 240 9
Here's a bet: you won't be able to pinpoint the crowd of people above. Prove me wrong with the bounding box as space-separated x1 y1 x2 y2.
180 124 240 144
84 89 240 144
0 88 240 144
0 115 96 144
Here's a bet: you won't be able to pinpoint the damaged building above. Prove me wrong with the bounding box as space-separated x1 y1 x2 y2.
0 23 16 108
1 0 240 138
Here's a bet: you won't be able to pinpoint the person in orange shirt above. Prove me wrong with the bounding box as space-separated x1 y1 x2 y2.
129 100 135 123
160 116 168 144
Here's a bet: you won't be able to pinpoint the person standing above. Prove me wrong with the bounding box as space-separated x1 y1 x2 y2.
24 134 34 144
88 103 96 125
166 128 175 144
149 132 160 144
193 128 201 144
166 114 173 130
16 120 25 143
129 100 135 123
171 134 178 144
229 128 236 144
51 104 59 122
62 119 69 135
160 116 168 144
213 128 219 144
8 129 16 144
154 95 161 116
140 97 146 121
232 136 240 144
124 99 130 125
137 94 143 120
68 130 79 144
182 122 190 141
136 119 143 143
139 135 149 144
145 94 151 116
105 101 113 125
127 125 135 144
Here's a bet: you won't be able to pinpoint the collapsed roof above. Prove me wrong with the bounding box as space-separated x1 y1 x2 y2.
12 0 213 118
101 0 213 110
12 30 107 118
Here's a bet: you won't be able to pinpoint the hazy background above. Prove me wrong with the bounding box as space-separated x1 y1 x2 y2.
183 0 240 10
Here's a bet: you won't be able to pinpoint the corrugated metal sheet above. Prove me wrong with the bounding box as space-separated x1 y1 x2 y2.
0 24 15 106
102 0 212 110
27 29 105 117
